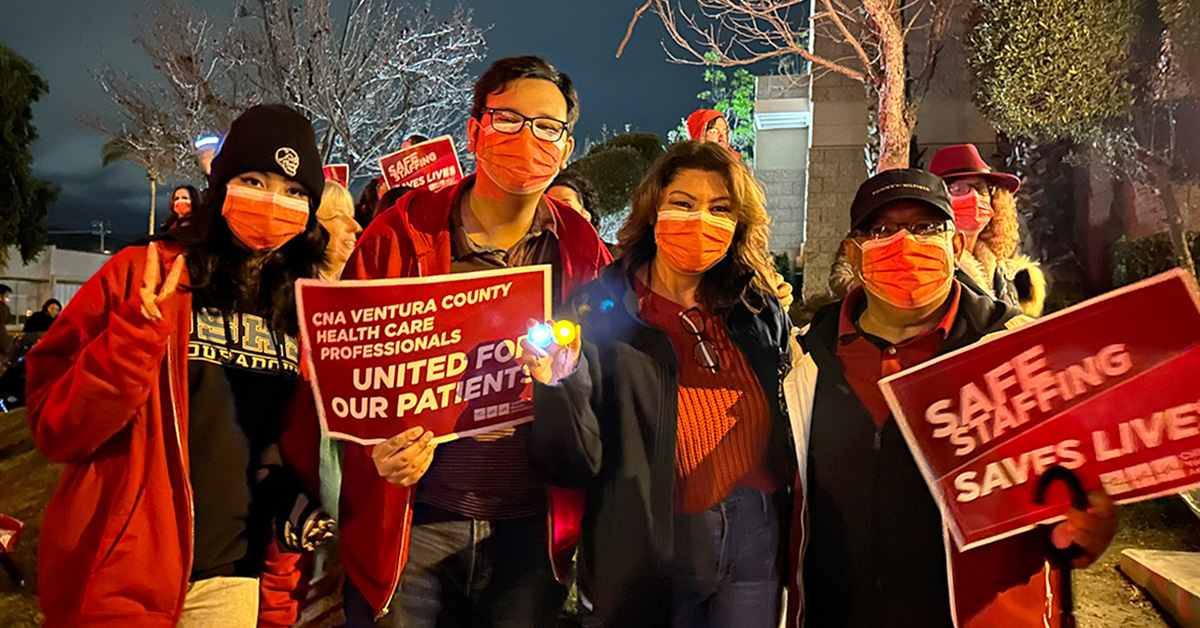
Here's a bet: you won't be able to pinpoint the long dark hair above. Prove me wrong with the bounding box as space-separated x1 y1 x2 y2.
617 141 774 312
155 181 328 336
161 185 200 231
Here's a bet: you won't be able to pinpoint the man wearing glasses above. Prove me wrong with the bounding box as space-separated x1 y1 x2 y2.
789 169 1116 628
286 56 612 627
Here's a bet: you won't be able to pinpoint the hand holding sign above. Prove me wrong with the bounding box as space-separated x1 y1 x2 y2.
879 269 1200 551
520 319 581 387
1051 490 1117 568
371 426 436 487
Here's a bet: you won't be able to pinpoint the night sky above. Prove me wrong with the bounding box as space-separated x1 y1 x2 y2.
1 0 709 249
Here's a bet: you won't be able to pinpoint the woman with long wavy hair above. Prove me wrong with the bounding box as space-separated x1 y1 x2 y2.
26 104 333 628
526 140 795 627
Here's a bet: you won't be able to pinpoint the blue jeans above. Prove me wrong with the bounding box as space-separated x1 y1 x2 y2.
343 506 566 628
671 486 782 628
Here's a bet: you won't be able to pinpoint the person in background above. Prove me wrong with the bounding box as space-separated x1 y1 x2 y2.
25 104 334 628
930 143 1046 317
547 169 600 229
791 168 1115 628
686 109 739 158
374 184 415 218
354 177 383 230
525 141 795 627
280 55 611 628
828 149 1047 317
163 185 201 232
0 285 11 356
548 169 615 255
401 133 429 149
22 299 61 334
316 181 363 281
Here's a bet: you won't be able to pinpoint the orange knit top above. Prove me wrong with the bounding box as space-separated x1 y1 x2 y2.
638 282 775 514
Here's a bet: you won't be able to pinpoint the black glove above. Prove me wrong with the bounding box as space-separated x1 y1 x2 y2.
256 464 337 553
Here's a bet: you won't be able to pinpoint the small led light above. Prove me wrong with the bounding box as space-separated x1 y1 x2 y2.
553 320 577 345
528 324 553 348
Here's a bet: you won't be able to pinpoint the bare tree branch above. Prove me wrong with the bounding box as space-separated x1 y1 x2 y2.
90 0 487 183
616 0 966 171
617 0 656 59
820 0 876 80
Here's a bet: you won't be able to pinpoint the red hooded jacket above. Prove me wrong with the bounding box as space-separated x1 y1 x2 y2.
279 175 613 619
24 242 299 627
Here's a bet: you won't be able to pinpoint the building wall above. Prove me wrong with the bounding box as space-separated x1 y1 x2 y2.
803 37 869 300
755 76 811 263
758 168 808 254
1 246 110 322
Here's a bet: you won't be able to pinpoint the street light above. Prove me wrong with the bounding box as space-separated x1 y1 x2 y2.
194 135 221 175
193 135 220 149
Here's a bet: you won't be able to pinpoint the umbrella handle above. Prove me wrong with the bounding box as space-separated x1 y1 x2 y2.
1033 465 1088 562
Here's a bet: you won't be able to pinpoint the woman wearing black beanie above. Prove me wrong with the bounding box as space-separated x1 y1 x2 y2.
26 104 333 628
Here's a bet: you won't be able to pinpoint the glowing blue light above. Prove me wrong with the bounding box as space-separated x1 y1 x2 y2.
529 324 553 348
194 135 221 149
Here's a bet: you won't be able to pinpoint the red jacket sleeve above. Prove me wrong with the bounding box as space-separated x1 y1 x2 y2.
25 248 176 463
279 375 324 501
257 537 304 628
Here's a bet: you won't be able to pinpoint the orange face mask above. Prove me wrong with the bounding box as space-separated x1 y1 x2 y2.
475 126 565 195
857 230 954 309
173 198 192 216
221 185 310 251
951 190 993 234
655 209 737 274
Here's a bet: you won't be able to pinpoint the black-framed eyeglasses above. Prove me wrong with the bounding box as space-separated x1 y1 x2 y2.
483 108 569 143
679 307 722 373
854 220 954 240
947 180 995 198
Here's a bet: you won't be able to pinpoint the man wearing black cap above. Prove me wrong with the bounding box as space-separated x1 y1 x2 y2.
785 169 1116 628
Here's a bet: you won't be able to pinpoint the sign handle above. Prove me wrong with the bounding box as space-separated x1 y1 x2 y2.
1032 465 1088 627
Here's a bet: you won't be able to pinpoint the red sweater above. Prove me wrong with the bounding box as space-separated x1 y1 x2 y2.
639 286 773 514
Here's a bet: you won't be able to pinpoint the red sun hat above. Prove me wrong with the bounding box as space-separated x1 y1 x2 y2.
686 109 726 141
928 144 1021 192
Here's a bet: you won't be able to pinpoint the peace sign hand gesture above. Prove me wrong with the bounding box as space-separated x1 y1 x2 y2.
139 242 185 323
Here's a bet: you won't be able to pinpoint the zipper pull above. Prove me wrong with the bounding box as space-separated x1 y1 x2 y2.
873 430 883 451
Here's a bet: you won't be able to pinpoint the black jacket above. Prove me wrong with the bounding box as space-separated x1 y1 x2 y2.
799 284 1020 628
528 264 795 625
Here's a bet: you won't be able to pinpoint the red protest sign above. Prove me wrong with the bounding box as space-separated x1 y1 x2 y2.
880 269 1200 551
295 266 550 445
323 164 349 188
377 136 463 193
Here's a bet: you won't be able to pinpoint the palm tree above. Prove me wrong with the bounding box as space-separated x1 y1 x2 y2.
101 137 170 235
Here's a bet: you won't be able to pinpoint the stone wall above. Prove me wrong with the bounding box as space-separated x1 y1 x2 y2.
803 35 870 300
802 148 866 298
754 76 811 263
758 168 807 254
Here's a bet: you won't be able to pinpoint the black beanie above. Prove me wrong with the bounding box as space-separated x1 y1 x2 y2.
209 104 325 200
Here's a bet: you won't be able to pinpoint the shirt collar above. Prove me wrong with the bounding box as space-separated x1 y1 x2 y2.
837 281 962 346
450 187 559 258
